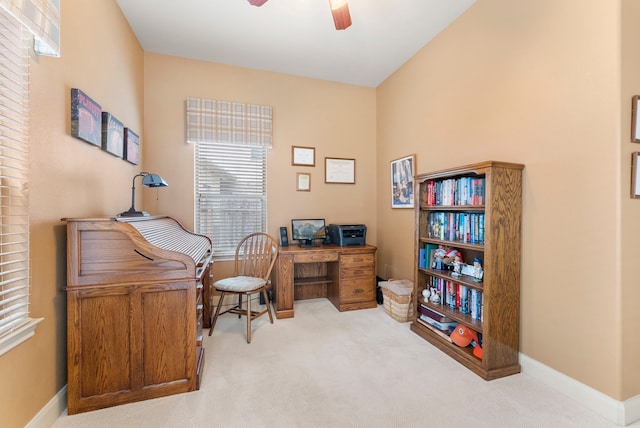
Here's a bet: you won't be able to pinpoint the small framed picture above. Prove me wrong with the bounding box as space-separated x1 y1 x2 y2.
296 172 311 191
632 96 640 142
123 128 140 165
101 112 124 157
632 152 640 198
70 88 102 147
325 157 355 184
391 154 415 208
292 146 315 166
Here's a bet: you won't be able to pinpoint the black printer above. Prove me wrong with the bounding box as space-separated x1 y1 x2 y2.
328 224 367 246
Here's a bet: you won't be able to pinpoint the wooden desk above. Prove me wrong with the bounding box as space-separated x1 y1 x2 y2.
272 244 377 319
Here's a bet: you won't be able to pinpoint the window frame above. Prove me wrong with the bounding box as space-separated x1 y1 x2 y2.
0 6 42 357
194 141 268 259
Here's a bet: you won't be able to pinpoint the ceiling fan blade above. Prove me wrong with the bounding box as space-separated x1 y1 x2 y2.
248 0 269 6
329 0 352 30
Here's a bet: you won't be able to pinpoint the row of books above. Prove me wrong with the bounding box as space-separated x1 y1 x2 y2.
424 276 484 321
427 211 485 244
424 177 485 206
418 243 439 269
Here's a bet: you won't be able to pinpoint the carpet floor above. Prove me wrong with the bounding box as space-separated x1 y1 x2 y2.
52 298 630 428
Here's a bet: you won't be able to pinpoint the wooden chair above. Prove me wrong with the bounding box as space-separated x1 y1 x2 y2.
208 232 279 343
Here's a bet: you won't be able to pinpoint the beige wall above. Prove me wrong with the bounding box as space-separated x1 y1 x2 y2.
5 0 640 426
142 53 377 277
377 0 630 400
621 0 640 400
0 1 145 427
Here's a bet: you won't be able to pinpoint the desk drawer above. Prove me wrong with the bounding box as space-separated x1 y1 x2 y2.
340 254 374 278
294 252 339 263
340 278 375 303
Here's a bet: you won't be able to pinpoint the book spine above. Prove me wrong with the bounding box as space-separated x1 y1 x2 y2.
471 289 478 319
419 315 457 332
460 285 469 314
416 317 453 342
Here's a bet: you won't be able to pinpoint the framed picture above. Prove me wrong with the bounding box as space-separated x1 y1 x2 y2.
325 157 355 184
292 146 315 166
633 96 640 142
123 128 140 165
632 152 640 198
391 154 415 208
101 112 124 157
296 172 311 191
70 88 102 147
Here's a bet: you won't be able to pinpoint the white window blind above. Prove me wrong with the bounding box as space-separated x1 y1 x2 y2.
0 7 39 356
195 142 267 256
187 98 272 258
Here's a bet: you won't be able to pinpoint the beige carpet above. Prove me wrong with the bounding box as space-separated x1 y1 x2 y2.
53 298 622 428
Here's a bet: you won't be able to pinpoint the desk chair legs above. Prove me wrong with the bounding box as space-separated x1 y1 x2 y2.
208 288 274 343
207 232 279 343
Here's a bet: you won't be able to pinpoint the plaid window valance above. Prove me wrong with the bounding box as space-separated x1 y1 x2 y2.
186 97 273 148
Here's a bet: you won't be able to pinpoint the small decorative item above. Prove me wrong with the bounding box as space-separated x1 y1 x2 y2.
70 88 102 147
101 112 124 157
390 154 415 208
632 152 640 198
325 157 355 184
296 172 311 191
451 254 463 277
292 146 315 166
473 257 484 282
632 96 640 142
461 263 475 276
421 288 430 302
432 246 446 270
429 286 440 304
123 128 140 165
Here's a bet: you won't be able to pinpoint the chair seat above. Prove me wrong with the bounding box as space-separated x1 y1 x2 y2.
214 276 266 292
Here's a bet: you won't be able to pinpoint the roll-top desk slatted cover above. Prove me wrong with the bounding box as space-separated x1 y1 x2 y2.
65 216 212 287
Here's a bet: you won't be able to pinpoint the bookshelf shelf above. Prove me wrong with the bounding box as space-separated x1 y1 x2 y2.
411 160 524 381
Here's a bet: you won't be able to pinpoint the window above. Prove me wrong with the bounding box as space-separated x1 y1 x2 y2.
187 98 272 258
0 7 41 356
195 142 267 257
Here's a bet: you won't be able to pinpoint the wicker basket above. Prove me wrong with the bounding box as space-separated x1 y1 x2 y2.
379 280 414 322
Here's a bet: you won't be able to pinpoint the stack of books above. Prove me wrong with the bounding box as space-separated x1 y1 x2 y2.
417 304 457 334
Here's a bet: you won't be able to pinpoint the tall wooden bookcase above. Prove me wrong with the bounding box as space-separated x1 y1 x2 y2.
411 161 524 380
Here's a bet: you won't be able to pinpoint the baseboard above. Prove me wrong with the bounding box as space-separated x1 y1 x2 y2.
26 385 67 428
520 353 640 426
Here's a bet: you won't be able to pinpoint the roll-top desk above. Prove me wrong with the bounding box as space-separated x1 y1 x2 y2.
63 216 213 414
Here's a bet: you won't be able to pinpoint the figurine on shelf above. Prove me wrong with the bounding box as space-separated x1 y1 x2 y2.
443 247 458 265
421 288 430 302
451 254 463 277
432 246 447 270
429 286 440 304
473 257 484 282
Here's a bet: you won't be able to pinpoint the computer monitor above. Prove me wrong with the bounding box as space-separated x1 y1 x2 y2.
291 219 327 247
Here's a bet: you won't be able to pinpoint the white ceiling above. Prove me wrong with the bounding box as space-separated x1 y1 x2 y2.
115 0 476 88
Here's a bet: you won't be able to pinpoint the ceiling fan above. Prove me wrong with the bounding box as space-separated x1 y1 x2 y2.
247 0 352 31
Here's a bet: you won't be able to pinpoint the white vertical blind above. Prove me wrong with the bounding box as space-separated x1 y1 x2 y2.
0 7 33 345
187 97 272 257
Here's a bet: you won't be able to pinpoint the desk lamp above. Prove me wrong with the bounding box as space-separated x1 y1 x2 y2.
119 172 168 217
